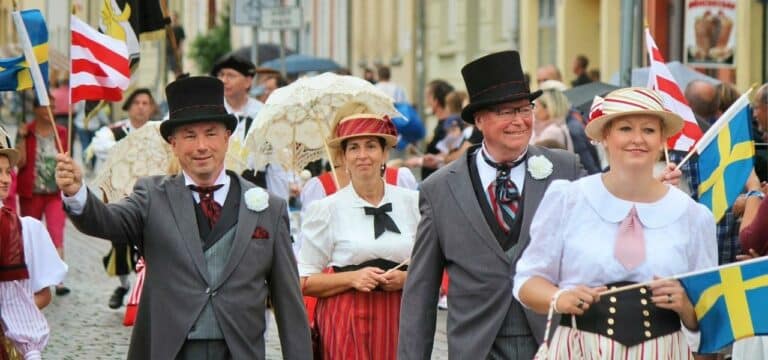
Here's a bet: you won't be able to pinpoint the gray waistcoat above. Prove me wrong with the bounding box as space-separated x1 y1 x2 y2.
187 226 237 339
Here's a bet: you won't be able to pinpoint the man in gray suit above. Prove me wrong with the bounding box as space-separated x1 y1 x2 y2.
398 51 585 359
55 77 311 359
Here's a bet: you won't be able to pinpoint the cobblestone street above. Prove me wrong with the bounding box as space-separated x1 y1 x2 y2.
41 221 449 359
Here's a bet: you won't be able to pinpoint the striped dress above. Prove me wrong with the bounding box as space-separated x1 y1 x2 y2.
545 326 692 360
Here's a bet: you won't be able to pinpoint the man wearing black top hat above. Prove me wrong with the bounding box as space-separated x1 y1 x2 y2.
210 54 294 200
55 76 311 359
398 51 586 359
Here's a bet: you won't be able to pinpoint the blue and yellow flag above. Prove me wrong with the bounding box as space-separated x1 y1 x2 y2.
0 9 48 92
697 94 754 222
679 257 768 354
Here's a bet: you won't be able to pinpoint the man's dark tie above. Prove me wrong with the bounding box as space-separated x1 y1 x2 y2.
481 150 524 233
188 184 224 228
363 203 401 239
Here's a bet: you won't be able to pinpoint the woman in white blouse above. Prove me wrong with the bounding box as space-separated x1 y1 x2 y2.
514 87 718 359
298 113 419 360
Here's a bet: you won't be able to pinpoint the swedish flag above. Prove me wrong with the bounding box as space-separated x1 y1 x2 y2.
679 258 768 354
697 96 754 222
0 9 48 92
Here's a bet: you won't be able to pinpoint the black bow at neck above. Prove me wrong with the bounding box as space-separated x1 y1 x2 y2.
363 203 401 239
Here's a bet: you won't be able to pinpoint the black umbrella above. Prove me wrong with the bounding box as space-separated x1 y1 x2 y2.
563 82 620 118
232 43 295 65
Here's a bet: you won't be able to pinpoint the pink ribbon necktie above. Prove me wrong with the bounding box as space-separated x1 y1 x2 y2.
614 206 646 271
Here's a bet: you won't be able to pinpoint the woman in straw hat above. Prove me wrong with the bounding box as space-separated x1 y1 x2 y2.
299 102 418 214
297 113 419 360
514 87 718 358
0 126 68 359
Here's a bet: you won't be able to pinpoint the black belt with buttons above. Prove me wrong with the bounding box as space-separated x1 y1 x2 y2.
559 281 681 347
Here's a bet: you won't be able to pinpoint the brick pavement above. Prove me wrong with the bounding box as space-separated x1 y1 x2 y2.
42 222 449 359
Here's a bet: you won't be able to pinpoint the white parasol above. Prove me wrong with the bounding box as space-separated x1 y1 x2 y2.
93 121 176 202
242 72 402 177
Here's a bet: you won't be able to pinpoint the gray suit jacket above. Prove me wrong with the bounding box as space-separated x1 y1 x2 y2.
66 173 311 359
398 145 584 359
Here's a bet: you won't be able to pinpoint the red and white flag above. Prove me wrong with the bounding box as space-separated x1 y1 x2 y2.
70 15 129 103
644 28 703 152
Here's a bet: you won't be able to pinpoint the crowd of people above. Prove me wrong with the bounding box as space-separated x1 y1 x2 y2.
0 44 766 359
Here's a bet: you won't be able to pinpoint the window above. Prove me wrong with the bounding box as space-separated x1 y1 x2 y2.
538 0 556 66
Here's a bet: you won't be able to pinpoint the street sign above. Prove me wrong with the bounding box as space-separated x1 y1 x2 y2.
261 7 302 30
232 0 278 26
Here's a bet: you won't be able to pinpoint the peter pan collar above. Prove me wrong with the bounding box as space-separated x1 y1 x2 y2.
579 174 689 228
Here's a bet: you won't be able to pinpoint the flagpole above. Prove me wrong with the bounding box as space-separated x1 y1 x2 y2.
67 2 74 155
11 6 64 154
599 256 768 296
673 86 757 171
158 0 182 78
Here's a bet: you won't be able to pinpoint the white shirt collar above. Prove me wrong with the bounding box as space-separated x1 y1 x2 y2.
579 174 689 228
224 97 263 118
475 142 527 195
339 181 394 208
183 168 231 205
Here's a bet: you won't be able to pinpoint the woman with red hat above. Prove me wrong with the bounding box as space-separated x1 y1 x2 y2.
298 112 419 359
514 87 718 358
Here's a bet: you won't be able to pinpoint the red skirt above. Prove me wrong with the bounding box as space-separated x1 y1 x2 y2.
315 290 401 360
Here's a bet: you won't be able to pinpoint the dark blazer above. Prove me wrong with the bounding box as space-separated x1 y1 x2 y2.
66 173 311 359
398 145 584 359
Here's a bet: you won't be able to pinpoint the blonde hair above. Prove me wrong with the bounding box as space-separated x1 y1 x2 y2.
536 89 570 124
445 90 468 114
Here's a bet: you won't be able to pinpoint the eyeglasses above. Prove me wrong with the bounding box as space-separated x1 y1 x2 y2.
489 103 535 119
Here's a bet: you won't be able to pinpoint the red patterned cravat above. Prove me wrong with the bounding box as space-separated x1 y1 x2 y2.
188 184 224 228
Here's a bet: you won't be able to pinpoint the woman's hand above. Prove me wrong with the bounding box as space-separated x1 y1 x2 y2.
650 276 697 330
348 267 387 292
657 162 683 186
555 285 606 316
735 248 760 261
380 270 407 291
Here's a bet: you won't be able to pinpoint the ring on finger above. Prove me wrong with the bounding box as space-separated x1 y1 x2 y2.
667 293 672 304
576 298 585 309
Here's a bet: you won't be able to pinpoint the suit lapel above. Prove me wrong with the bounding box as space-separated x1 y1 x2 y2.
212 176 262 291
446 153 510 264
166 175 211 285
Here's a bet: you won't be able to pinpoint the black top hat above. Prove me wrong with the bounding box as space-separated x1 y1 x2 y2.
209 54 256 77
121 88 154 111
460 50 542 124
159 77 237 141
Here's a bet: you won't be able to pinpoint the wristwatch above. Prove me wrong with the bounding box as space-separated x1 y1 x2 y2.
746 190 765 200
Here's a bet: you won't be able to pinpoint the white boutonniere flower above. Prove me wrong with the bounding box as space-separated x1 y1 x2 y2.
244 188 269 212
527 155 553 180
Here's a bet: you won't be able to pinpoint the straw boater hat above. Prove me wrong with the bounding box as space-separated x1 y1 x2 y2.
327 113 398 149
585 87 684 141
0 126 18 167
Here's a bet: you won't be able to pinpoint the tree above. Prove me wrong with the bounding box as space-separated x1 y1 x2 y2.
188 10 231 75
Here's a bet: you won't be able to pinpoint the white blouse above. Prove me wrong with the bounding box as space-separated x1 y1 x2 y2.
298 183 420 276
20 217 69 293
513 174 718 300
